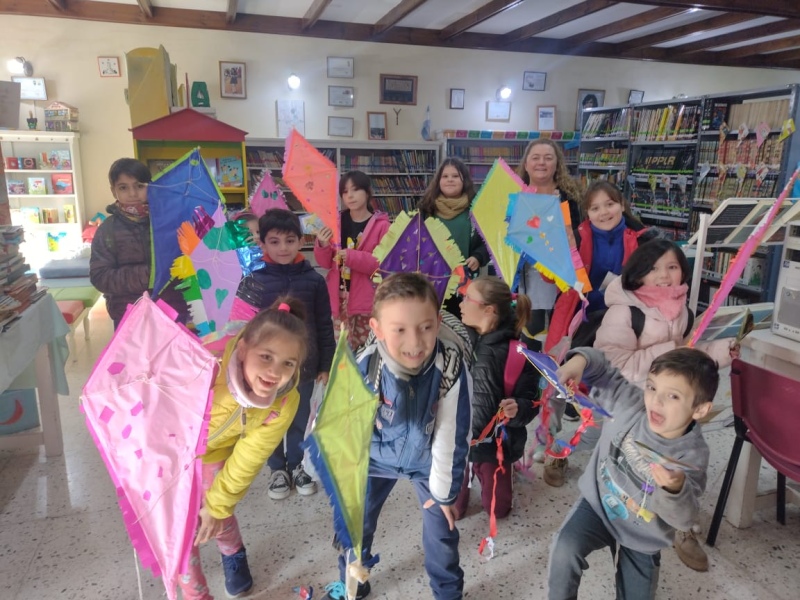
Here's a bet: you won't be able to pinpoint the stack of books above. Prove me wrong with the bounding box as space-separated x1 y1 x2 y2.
0 226 44 331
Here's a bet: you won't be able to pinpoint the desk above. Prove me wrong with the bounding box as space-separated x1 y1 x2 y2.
724 329 800 528
0 294 70 456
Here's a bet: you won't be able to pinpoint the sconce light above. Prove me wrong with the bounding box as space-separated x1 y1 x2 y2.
496 86 511 101
7 57 33 76
287 73 301 90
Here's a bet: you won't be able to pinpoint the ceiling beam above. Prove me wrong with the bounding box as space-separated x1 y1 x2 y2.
302 0 331 31
672 18 800 54
226 0 237 25
46 0 65 10
764 47 800 62
136 0 153 19
502 0 616 45
622 1 800 19
439 0 524 41
712 33 800 59
616 12 757 53
373 0 429 36
562 6 686 45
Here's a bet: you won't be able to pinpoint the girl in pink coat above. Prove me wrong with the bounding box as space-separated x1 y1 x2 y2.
315 170 390 350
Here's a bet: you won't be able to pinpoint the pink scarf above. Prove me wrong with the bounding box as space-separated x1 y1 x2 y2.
632 283 689 321
116 201 150 221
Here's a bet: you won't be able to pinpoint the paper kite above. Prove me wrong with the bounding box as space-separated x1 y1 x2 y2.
81 294 217 600
304 330 379 600
372 211 465 306
283 129 339 241
147 148 224 295
248 169 289 216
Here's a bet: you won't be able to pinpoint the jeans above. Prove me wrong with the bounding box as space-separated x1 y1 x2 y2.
548 497 660 600
267 379 315 473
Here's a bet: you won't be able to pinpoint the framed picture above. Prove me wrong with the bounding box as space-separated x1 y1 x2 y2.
537 105 557 131
328 116 354 137
522 71 546 91
368 112 388 140
380 74 417 105
220 61 246 99
97 56 121 78
486 101 511 122
328 85 355 107
449 88 465 110
11 77 47 100
575 88 605 129
628 89 645 104
327 57 354 79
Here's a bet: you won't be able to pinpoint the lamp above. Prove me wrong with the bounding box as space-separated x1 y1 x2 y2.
7 57 33 77
496 86 511 101
287 73 301 90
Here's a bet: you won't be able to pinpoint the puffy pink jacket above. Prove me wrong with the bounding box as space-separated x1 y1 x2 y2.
594 277 733 388
314 211 391 318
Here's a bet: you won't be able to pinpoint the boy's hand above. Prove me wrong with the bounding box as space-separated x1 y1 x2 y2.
316 372 329 385
194 507 223 546
729 341 741 359
557 354 587 387
318 226 333 247
423 498 456 530
464 256 480 271
499 398 518 420
650 463 685 493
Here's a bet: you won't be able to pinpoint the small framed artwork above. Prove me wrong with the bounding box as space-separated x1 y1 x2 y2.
628 89 645 104
486 101 511 122
98 56 121 77
368 112 388 140
575 88 605 129
537 105 557 131
220 61 246 99
380 74 417 105
328 116 354 137
328 85 355 107
449 88 465 110
523 71 546 91
327 57 354 79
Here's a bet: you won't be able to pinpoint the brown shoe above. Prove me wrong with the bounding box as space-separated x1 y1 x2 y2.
674 529 709 572
543 457 568 487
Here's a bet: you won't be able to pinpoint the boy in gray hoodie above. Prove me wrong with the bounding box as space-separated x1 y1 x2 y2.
547 347 719 600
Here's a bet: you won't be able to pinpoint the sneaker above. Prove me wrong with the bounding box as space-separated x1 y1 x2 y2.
293 465 318 496
321 580 371 600
674 529 709 572
563 403 580 422
220 547 253 598
543 457 568 487
532 444 546 463
268 469 291 500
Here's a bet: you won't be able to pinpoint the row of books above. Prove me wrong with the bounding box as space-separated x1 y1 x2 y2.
697 136 784 167
704 284 757 305
371 176 428 195
12 206 77 225
631 104 701 141
701 98 789 131
6 173 74 195
704 254 766 287
441 129 578 140
630 188 692 213
373 196 419 215
578 148 628 167
582 109 631 138
340 150 438 172
3 150 72 171
631 147 695 173
578 171 622 188
693 170 780 201
0 226 40 330
449 145 525 162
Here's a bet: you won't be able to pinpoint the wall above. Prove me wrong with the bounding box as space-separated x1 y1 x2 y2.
2 14 799 217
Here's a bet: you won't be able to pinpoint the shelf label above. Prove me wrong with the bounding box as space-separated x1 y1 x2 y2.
755 121 770 148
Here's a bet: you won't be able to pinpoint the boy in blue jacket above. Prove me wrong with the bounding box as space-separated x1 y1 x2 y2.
235 209 335 500
322 273 473 600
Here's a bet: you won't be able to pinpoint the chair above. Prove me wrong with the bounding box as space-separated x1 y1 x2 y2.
706 358 800 546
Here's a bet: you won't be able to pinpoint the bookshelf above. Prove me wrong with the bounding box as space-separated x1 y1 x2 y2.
0 131 86 271
577 105 630 189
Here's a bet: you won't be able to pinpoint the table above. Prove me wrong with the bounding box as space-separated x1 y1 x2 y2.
0 294 70 456
724 328 800 528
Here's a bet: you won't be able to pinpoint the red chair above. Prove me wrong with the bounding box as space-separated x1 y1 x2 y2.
707 358 800 546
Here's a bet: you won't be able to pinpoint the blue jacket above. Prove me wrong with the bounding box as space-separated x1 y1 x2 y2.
357 339 473 505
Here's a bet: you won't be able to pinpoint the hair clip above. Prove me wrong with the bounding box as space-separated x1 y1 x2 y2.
278 302 291 312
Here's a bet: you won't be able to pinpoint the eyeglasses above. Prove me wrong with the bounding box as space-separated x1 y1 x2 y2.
462 295 486 306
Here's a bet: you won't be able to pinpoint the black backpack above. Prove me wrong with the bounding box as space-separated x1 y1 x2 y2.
570 305 694 349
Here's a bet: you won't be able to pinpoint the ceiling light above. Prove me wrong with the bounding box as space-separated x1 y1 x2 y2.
497 86 511 101
287 73 300 90
7 57 33 76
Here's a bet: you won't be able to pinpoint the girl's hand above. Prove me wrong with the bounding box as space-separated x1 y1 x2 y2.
650 463 685 494
335 249 348 265
557 355 587 387
316 372 329 385
318 226 333 247
729 341 741 359
499 398 518 419
464 256 480 271
194 507 223 546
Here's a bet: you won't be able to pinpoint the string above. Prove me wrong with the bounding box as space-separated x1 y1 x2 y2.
133 548 144 600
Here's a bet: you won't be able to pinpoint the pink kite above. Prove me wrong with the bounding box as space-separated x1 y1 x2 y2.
249 169 289 216
81 294 218 600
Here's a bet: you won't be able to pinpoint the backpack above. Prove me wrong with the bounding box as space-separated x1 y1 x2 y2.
503 340 527 398
570 305 694 349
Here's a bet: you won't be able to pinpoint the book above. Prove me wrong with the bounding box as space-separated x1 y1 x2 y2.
6 180 26 195
218 156 244 187
710 102 729 130
51 172 73 194
63 204 75 223
40 208 59 223
4 157 19 169
27 177 47 195
20 157 37 170
20 206 40 224
42 149 72 170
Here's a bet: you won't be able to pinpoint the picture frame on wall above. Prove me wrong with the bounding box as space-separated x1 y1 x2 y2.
486 101 511 122
537 105 557 131
449 88 465 110
327 57 354 79
380 74 417 105
522 71 546 91
575 88 605 130
98 56 121 77
368 112 388 140
220 61 246 99
328 85 355 107
328 116 354 137
628 89 645 104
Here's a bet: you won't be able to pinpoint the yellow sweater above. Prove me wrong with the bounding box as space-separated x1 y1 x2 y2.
203 334 300 519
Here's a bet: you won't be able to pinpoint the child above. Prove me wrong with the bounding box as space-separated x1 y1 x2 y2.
235 208 335 500
232 210 260 247
547 346 720 600
315 170 390 350
418 157 488 315
89 158 188 329
322 273 472 600
182 297 307 600
454 276 539 520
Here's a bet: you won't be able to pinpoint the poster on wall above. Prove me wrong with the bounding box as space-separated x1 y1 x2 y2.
0 81 21 130
276 99 305 137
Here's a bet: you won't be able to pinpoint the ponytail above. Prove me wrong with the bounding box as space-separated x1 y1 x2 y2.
513 293 531 337
471 276 530 336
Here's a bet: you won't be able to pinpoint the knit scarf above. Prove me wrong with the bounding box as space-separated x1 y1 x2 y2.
115 201 149 222
633 283 689 321
434 193 470 220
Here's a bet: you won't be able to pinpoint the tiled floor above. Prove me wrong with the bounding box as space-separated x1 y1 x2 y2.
1 300 798 599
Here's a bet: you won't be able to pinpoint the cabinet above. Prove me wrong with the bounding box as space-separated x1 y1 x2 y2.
0 131 86 271
577 105 630 189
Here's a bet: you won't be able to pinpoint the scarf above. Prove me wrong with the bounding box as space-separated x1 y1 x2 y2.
115 201 149 222
376 340 429 381
434 193 470 220
633 283 689 321
226 348 279 409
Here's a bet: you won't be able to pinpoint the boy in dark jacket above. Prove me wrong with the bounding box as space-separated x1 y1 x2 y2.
89 158 188 329
235 209 335 500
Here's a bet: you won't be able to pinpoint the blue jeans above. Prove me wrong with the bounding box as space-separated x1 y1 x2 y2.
548 497 660 600
267 379 315 473
337 476 464 600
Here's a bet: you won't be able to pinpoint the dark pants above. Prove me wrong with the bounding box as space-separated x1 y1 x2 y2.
528 309 552 337
548 497 661 600
267 379 315 473
338 476 464 600
454 460 513 520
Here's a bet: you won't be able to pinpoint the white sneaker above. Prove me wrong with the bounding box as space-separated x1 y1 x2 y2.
268 469 291 500
292 465 317 496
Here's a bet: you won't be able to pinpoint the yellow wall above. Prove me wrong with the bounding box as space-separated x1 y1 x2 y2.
2 14 799 217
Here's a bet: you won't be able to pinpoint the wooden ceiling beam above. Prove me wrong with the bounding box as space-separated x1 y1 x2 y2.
622 1 800 19
616 12 757 53
302 0 331 31
502 0 616 45
226 0 237 25
712 33 800 59
562 6 687 45
373 0 429 36
672 18 800 55
46 0 65 10
439 0 524 41
764 47 800 62
136 0 153 19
